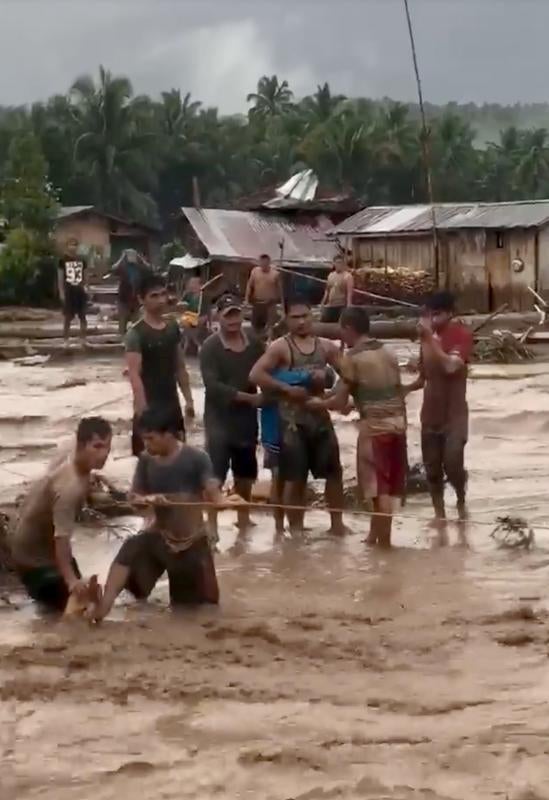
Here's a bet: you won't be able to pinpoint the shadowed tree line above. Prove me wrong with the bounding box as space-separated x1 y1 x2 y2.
3 67 549 230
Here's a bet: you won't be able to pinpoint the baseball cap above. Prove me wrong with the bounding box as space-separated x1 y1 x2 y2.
216 295 242 316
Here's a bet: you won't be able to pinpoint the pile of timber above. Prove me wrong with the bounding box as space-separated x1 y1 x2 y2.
354 266 435 306
473 331 535 363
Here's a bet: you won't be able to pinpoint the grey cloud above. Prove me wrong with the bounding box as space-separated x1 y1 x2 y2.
2 0 549 110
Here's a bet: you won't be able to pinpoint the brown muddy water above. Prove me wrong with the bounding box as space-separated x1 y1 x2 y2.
2 347 549 799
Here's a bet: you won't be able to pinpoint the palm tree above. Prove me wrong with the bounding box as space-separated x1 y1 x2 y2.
69 66 158 221
430 112 479 201
301 83 346 124
247 75 294 119
159 89 201 138
514 128 549 197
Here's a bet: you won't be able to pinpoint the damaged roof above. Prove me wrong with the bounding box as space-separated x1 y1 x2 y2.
181 207 336 266
332 200 549 237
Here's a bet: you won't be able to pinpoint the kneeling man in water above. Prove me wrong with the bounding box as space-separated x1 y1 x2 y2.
11 417 112 612
90 408 228 621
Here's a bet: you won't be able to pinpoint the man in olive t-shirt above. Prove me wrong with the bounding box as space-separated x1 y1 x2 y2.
125 273 194 456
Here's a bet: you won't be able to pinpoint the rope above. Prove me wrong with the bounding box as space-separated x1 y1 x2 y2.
130 495 549 532
274 264 420 310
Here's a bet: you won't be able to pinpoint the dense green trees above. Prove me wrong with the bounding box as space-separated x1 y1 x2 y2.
3 67 549 229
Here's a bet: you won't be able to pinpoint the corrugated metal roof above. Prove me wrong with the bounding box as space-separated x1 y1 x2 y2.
181 207 336 266
332 201 549 236
57 206 95 219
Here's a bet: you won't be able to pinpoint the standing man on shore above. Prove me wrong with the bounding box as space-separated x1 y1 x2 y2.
58 237 88 346
200 296 264 536
320 254 353 323
109 248 152 334
406 291 473 524
249 297 345 536
125 274 194 456
244 253 283 337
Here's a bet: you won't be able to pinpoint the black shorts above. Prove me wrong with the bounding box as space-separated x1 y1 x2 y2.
321 306 344 324
207 437 258 484
132 404 185 457
278 421 342 483
18 558 81 612
115 532 219 605
251 301 277 332
64 287 87 320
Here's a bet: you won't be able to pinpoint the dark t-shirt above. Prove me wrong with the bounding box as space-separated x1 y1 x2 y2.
125 319 182 410
199 332 264 446
116 260 151 305
132 444 213 551
420 321 473 434
58 257 87 292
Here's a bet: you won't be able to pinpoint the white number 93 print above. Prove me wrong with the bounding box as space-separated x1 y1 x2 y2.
65 261 84 286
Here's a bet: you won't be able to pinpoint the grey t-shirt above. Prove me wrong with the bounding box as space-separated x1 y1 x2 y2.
132 445 214 551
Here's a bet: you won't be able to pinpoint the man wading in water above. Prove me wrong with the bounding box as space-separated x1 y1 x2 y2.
244 253 283 337
200 296 264 538
250 297 345 535
406 291 473 526
308 307 407 547
89 408 229 621
320 254 354 323
125 274 194 456
10 417 112 612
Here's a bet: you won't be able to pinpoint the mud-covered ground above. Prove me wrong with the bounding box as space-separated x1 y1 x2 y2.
2 348 549 799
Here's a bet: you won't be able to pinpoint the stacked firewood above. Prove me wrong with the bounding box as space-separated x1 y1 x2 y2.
353 266 435 305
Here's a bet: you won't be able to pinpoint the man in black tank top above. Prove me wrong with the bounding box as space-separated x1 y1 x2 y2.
249 297 345 535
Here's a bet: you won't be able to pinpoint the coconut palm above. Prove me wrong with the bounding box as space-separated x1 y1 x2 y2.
69 66 158 221
247 75 294 119
301 83 347 124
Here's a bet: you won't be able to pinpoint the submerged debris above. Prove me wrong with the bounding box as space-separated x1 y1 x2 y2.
474 331 535 363
490 515 535 549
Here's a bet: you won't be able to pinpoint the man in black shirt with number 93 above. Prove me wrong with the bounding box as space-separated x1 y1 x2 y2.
58 237 88 346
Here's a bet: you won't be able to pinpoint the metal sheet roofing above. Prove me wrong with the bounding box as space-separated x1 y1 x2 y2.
332 200 549 236
181 207 336 266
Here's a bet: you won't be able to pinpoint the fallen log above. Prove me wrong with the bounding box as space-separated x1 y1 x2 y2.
0 325 119 340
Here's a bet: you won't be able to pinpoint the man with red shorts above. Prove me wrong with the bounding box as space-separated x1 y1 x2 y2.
308 306 406 547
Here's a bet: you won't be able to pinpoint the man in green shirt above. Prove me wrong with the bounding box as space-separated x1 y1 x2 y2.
125 274 194 456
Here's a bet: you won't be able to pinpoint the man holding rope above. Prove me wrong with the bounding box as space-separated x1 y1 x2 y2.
406 291 473 525
244 253 283 338
89 408 229 620
307 307 407 547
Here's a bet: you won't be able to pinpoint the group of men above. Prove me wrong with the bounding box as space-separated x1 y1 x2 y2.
9 246 473 619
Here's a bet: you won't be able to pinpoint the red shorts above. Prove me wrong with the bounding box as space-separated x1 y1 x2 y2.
357 429 407 500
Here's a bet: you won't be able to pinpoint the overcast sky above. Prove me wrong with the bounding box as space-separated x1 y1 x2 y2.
2 0 549 111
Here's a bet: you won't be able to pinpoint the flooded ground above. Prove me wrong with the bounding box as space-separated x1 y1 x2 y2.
2 345 549 798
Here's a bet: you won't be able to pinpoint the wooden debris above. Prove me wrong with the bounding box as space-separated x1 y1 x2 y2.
490 516 534 549
473 332 535 363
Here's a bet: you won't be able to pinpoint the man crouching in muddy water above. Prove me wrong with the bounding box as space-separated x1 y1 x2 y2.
406 291 473 528
306 307 407 547
249 296 345 536
10 417 112 612
89 408 241 621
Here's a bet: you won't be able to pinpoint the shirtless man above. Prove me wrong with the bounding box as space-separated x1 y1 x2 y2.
249 297 345 535
10 417 112 612
244 254 282 336
320 254 354 323
308 306 407 547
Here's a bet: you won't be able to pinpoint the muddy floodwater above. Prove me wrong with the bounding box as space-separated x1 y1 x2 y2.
3 347 549 799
